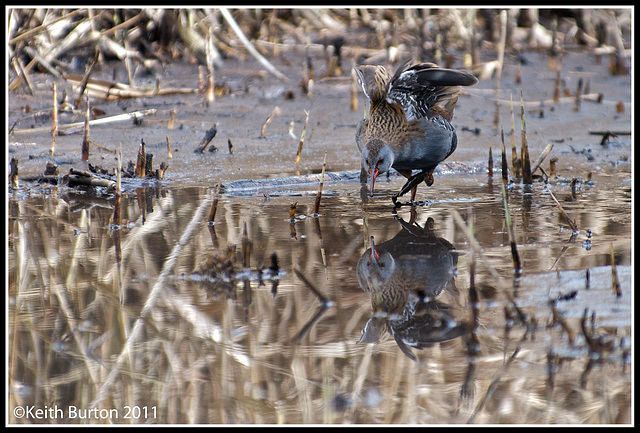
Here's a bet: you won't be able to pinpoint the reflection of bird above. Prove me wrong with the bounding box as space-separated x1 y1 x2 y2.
356 217 465 360
355 61 478 202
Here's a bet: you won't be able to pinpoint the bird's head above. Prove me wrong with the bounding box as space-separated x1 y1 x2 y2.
361 139 394 197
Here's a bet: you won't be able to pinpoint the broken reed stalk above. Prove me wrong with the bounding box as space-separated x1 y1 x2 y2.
549 157 558 180
553 53 562 102
530 143 554 176
205 31 215 103
135 139 146 177
501 183 522 275
261 106 280 138
295 110 310 165
165 136 173 159
10 158 19 189
193 125 217 153
50 83 58 156
168 108 176 130
81 96 90 161
312 152 327 215
547 186 578 231
510 95 520 178
573 77 583 111
301 44 314 96
520 91 532 184
500 121 508 184
208 183 221 223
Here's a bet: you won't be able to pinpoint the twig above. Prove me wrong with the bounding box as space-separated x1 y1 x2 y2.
530 143 554 175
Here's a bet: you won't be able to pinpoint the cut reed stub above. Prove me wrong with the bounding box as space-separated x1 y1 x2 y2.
135 139 146 177
207 183 221 223
10 158 19 189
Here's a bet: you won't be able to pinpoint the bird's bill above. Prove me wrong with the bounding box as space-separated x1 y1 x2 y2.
369 168 379 197
370 236 380 262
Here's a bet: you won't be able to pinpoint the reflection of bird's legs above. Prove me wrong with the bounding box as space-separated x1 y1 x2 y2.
408 206 418 225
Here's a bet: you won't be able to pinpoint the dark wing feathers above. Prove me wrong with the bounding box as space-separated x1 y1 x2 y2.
386 62 478 121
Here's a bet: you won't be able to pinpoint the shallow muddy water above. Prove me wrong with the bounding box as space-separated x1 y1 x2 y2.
8 169 631 424
8 44 632 424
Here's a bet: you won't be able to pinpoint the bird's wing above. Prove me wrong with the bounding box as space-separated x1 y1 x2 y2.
387 63 478 121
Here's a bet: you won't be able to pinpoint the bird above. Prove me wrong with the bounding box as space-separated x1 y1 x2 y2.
356 216 465 360
354 61 478 203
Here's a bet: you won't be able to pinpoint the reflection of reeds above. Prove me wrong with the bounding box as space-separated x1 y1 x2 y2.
50 83 58 156
7 186 631 424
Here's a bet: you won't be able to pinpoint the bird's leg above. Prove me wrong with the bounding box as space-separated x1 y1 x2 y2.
397 170 427 198
424 169 434 186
